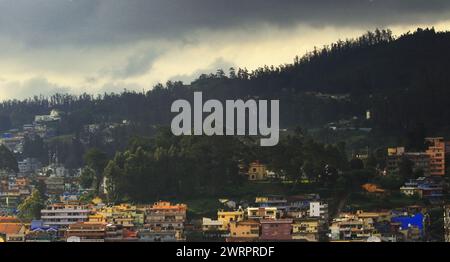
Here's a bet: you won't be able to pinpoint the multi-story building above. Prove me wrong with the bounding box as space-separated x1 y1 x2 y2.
400 177 443 199
202 217 223 232
142 201 187 241
41 203 90 228
18 158 42 174
309 201 328 219
217 208 245 231
247 207 277 220
260 219 292 241
292 218 320 242
425 137 446 176
228 220 260 240
45 176 65 195
93 204 144 228
387 148 431 176
65 222 106 242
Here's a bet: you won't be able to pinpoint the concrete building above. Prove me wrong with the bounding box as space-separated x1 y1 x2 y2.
247 161 268 181
309 201 328 219
247 207 277 220
229 220 260 239
45 176 65 195
260 219 292 241
18 158 42 174
143 201 187 241
387 149 431 176
292 218 320 242
217 209 245 231
41 203 90 228
425 137 446 176
202 217 223 232
65 222 106 242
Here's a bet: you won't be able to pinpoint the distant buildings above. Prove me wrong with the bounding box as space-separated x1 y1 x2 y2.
18 158 42 174
399 177 443 199
387 147 431 176
34 109 61 124
202 195 326 242
387 137 448 177
330 209 425 242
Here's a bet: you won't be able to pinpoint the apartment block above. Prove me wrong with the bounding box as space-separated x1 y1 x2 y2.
425 137 446 176
41 203 90 228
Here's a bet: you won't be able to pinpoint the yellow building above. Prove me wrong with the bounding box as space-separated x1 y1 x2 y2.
247 207 277 219
229 220 260 238
248 161 268 181
292 219 320 242
217 209 245 231
88 214 106 223
93 204 145 227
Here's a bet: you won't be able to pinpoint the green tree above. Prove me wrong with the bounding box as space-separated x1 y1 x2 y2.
84 148 108 194
0 145 18 172
79 167 96 189
399 157 414 180
17 189 45 221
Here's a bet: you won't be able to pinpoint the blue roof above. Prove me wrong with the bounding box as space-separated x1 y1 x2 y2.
31 220 44 230
391 213 424 233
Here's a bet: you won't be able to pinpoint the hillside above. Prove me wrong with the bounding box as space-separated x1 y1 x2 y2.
1 28 449 141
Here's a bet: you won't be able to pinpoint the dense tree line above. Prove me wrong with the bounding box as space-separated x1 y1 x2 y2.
99 128 349 203
0 28 449 141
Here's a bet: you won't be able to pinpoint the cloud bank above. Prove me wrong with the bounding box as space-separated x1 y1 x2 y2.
0 0 450 100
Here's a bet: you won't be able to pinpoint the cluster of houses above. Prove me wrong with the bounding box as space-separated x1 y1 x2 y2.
202 195 328 242
330 207 427 242
2 196 439 242
387 137 448 177
0 200 187 242
0 109 61 154
0 164 80 216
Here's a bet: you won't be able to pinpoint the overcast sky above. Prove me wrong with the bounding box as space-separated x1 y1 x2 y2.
1 0 450 100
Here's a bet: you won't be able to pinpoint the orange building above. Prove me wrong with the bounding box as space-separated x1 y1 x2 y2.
229 220 260 239
425 137 446 176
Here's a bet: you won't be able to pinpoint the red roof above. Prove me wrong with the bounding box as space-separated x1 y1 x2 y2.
0 223 24 235
0 217 20 223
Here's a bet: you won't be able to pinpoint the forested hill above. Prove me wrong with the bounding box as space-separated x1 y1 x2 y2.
1 28 450 138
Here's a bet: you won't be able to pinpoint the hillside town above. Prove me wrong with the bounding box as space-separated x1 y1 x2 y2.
1 109 450 243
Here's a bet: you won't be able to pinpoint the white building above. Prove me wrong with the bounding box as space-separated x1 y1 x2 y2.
18 158 42 174
202 217 223 232
41 203 90 228
34 109 61 123
309 201 328 219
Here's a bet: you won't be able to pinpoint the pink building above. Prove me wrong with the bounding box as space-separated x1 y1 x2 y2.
260 219 292 241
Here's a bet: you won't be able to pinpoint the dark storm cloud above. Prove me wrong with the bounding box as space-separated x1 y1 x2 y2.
0 0 449 47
